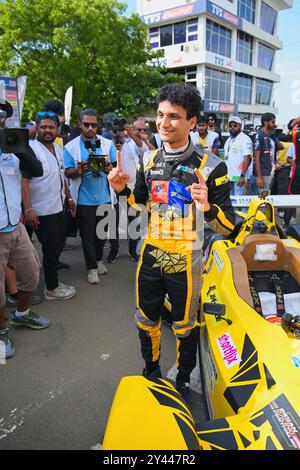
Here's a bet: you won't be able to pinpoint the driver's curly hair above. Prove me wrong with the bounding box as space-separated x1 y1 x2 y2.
157 83 201 121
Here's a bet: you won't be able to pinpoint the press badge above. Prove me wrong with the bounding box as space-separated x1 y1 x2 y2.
151 181 169 203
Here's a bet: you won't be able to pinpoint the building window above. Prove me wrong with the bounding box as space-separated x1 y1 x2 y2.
206 19 232 58
174 21 186 45
205 67 231 102
187 19 198 42
235 73 252 105
149 27 159 48
256 78 273 105
160 25 172 47
169 66 197 84
238 0 255 24
258 43 274 71
149 19 198 48
236 31 253 65
216 114 229 132
260 1 277 35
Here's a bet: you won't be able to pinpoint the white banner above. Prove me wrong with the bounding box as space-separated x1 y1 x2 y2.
64 86 73 125
0 79 5 101
230 195 300 208
17 76 27 120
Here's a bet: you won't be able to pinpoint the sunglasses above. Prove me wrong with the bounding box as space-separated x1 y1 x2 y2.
136 128 146 132
82 122 97 129
37 111 56 118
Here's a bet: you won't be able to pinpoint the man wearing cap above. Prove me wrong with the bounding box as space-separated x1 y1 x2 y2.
224 116 253 195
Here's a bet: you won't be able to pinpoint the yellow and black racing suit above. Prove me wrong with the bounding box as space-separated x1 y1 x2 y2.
119 140 235 382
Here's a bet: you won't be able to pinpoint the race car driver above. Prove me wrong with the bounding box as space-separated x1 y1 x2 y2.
108 83 235 400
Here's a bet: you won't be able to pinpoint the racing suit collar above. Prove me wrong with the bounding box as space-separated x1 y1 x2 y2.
162 137 201 164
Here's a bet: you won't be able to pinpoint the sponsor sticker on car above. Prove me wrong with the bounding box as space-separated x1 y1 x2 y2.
213 249 224 272
216 332 241 368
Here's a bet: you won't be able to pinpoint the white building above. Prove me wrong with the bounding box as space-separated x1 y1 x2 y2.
137 0 293 130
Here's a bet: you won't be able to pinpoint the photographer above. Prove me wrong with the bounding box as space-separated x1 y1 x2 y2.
63 109 117 284
0 100 49 359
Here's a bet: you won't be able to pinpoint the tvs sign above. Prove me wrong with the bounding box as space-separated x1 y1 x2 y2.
203 101 237 114
162 5 194 21
207 1 241 28
142 1 241 28
143 2 205 26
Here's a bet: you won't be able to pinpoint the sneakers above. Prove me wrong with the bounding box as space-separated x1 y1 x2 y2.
97 260 108 275
128 251 139 262
44 283 76 300
107 251 119 264
88 269 99 284
0 328 15 359
142 366 162 380
176 379 190 402
10 309 50 330
7 294 41 306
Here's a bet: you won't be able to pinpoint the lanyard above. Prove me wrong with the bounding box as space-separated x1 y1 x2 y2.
225 136 236 159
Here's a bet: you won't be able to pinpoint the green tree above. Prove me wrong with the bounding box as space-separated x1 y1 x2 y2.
0 0 181 121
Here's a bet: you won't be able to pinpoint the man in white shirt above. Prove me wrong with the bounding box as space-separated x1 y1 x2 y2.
191 115 220 155
224 116 253 195
22 112 76 300
117 124 147 261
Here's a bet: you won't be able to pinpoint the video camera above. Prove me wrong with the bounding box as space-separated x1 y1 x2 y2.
103 112 127 145
84 139 109 177
0 109 7 123
58 124 71 135
0 128 29 154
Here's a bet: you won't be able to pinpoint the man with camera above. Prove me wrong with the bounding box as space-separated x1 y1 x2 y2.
63 109 117 284
22 111 76 300
0 100 50 359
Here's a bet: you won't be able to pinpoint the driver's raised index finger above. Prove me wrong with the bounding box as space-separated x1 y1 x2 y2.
194 168 206 185
117 150 122 171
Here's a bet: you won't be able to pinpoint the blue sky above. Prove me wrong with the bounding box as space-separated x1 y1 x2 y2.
124 1 300 126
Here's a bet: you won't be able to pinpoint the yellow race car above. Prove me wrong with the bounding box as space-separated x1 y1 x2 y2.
103 196 300 451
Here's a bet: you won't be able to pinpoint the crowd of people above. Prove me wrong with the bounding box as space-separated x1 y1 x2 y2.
0 84 299 400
